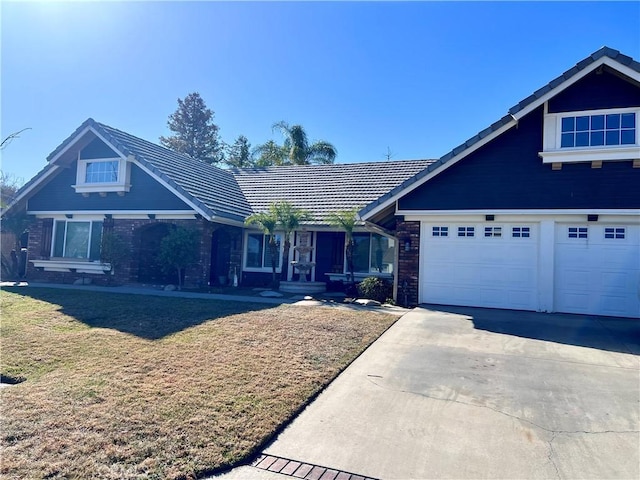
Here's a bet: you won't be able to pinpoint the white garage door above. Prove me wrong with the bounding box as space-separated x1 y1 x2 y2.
555 224 640 318
420 223 539 311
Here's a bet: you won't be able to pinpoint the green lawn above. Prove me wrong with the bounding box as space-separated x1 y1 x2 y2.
0 288 396 479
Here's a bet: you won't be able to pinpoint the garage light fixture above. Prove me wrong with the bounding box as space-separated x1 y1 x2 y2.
587 214 599 222
485 215 495 221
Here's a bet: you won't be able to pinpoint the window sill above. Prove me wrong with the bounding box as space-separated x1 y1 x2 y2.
325 272 393 282
31 259 111 274
243 267 282 274
539 145 640 164
72 183 131 195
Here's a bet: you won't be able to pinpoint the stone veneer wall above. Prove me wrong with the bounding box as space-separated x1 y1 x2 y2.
395 220 420 307
26 217 214 288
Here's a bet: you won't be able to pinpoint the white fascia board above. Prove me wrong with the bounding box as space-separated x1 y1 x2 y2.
362 122 517 221
401 209 640 216
402 209 640 225
29 211 198 220
512 57 640 121
130 157 213 221
207 216 246 228
363 221 396 238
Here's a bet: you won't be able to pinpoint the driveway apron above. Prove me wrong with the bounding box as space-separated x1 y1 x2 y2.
244 306 640 480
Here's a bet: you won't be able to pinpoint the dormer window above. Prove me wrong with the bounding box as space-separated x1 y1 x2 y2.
560 113 636 148
73 156 131 195
540 107 640 165
85 160 119 183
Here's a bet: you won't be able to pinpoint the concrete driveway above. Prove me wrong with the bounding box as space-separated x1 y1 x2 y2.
217 306 640 480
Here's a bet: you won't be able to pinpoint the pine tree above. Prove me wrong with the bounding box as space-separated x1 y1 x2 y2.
160 92 223 164
225 135 254 168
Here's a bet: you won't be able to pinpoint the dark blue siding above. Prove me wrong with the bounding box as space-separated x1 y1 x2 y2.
80 137 120 159
549 67 640 113
28 162 193 211
398 106 640 211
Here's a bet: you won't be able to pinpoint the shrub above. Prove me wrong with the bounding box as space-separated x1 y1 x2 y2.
357 277 393 303
158 227 200 290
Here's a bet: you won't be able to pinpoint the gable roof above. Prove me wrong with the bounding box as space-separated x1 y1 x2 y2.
359 46 640 220
233 160 435 222
94 121 253 222
7 118 252 223
5 119 433 225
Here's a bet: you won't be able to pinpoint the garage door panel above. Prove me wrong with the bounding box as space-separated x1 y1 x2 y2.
421 223 538 310
554 224 640 318
601 271 629 290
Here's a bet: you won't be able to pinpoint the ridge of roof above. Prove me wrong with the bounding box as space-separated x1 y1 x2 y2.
230 158 435 175
359 46 639 219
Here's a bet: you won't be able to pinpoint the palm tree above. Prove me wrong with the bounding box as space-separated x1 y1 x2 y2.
245 210 280 288
273 201 313 280
254 122 337 166
327 207 360 285
274 121 337 165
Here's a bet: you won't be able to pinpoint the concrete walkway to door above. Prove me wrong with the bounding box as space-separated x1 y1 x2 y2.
215 306 639 479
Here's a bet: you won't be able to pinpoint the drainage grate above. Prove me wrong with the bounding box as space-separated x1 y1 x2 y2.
252 454 379 480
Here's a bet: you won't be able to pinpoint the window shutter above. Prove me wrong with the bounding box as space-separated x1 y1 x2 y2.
89 221 103 261
40 219 54 258
52 221 65 257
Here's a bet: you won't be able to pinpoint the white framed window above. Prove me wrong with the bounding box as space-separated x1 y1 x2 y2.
458 226 474 237
560 113 636 148
540 107 640 164
568 226 588 239
352 232 395 274
484 226 502 238
52 220 103 260
604 227 626 239
74 155 130 194
432 226 448 237
512 227 531 238
245 233 282 270
84 160 119 183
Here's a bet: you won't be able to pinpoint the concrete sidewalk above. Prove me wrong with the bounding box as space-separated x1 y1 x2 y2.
214 307 639 479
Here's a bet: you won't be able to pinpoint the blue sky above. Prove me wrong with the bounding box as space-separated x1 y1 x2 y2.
2 1 639 183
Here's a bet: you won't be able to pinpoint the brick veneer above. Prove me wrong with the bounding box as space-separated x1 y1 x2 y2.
26 217 214 288
396 220 420 307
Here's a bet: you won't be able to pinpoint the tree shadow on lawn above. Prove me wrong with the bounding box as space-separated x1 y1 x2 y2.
421 304 640 356
4 286 274 340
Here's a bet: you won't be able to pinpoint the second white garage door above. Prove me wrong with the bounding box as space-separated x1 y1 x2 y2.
554 224 640 318
420 223 539 311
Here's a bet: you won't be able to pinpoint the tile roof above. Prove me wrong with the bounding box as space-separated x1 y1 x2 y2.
93 120 253 222
7 118 433 224
359 46 640 218
232 160 435 222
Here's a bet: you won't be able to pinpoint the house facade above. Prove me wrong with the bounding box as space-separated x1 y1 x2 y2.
3 47 639 318
3 119 431 290
362 47 640 318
